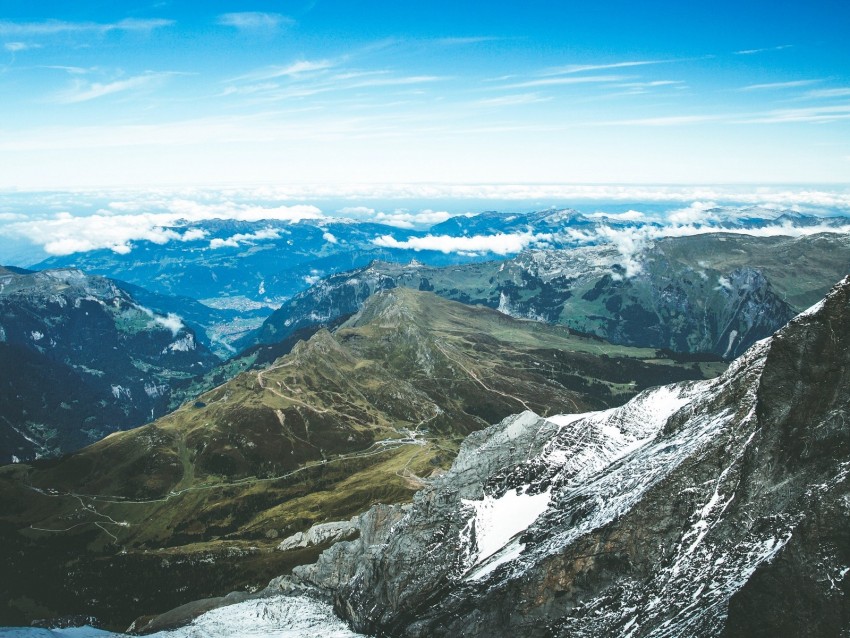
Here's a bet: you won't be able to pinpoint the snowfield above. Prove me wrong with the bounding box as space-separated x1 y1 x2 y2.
0 596 366 638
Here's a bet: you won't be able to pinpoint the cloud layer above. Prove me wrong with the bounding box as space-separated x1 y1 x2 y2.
5 201 322 255
373 231 553 255
3 186 850 262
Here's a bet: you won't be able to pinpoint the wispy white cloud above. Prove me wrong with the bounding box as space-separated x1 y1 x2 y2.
737 103 850 124
336 206 457 228
7 212 200 256
230 59 336 83
346 75 443 89
803 88 850 99
564 214 850 278
54 71 185 104
598 114 721 127
665 201 722 224
735 44 793 55
209 228 283 249
220 81 280 97
501 74 631 89
377 210 454 228
222 59 443 103
539 60 667 76
0 18 174 36
595 102 850 127
435 36 502 45
4 41 40 52
739 79 821 91
268 184 850 209
615 80 685 89
472 93 550 107
336 206 376 216
216 12 294 30
0 111 390 152
586 210 645 221
42 65 95 75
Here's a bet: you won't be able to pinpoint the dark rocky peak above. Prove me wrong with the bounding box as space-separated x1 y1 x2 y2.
755 275 850 472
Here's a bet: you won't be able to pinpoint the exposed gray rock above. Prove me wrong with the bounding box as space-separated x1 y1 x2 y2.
266 411 557 599
277 517 359 551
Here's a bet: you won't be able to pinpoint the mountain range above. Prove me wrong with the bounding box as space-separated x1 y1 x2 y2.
0 288 722 629
1 207 849 635
0 267 218 464
4 232 849 465
9 264 847 638
242 233 850 359
29 207 850 350
251 276 850 637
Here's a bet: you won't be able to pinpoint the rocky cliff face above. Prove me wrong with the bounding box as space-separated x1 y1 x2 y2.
0 267 218 462
270 276 850 637
239 233 850 359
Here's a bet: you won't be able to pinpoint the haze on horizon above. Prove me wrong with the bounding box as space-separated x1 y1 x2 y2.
0 0 848 189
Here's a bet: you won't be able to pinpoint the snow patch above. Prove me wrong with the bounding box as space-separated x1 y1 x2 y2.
462 487 551 570
163 333 196 353
111 385 131 400
150 595 365 637
723 329 739 358
799 298 825 319
144 383 169 399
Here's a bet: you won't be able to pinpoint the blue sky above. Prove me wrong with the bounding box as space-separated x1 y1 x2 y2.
0 0 849 187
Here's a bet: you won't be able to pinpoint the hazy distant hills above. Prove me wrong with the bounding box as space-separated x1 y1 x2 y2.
0 289 721 628
0 267 218 463
32 219 482 307
241 233 850 358
31 207 850 352
427 205 849 236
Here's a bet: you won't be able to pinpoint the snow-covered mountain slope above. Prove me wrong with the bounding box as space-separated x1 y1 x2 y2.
0 596 366 638
267 275 850 637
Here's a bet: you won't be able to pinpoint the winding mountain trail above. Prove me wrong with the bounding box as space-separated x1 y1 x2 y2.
256 364 331 414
